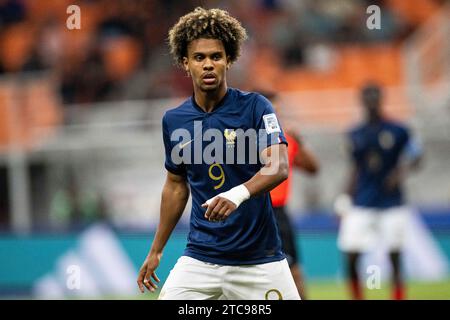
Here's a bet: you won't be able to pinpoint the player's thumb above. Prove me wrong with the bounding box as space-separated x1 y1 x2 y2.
202 196 217 208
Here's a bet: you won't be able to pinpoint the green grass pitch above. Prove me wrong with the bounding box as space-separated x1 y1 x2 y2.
127 278 450 300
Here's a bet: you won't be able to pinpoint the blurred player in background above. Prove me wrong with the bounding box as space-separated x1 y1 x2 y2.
259 90 320 299
137 7 300 300
335 83 423 300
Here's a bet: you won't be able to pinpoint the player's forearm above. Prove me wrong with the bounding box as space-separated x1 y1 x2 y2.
149 183 189 255
402 154 422 174
203 145 288 213
203 161 287 216
295 147 320 174
244 160 288 197
244 144 289 197
346 167 358 197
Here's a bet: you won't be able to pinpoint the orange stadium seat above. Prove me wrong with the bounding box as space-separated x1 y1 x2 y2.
386 0 443 26
273 45 403 92
0 23 35 72
24 0 76 24
102 36 143 82
336 45 403 88
0 79 62 151
0 86 13 147
268 44 411 128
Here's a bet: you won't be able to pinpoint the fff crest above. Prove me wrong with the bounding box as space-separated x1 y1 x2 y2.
224 129 237 146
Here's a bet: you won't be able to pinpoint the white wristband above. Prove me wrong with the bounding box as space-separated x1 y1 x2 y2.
206 184 250 208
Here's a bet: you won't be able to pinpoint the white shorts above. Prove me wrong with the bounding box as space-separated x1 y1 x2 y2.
337 206 411 252
158 256 301 300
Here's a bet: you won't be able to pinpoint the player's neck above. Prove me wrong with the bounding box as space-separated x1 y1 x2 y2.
193 84 228 113
367 114 382 125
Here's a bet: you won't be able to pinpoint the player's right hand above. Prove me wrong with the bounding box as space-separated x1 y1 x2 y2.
384 168 402 191
202 196 237 222
333 194 352 218
137 253 161 293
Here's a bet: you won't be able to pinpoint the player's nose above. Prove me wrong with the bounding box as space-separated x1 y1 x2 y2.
203 58 214 70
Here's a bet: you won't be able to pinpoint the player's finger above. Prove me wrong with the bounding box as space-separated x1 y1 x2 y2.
143 269 155 292
216 202 229 220
223 208 233 220
204 197 219 219
137 271 145 293
142 277 151 292
202 195 217 208
152 271 160 283
148 278 158 290
146 271 158 289
208 199 225 221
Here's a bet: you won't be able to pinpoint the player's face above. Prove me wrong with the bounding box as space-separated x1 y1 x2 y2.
362 88 381 121
183 38 230 93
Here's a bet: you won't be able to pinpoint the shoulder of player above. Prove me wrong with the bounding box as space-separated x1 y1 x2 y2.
229 88 268 106
231 88 266 109
162 98 193 123
382 119 410 136
348 123 365 136
251 91 272 109
228 88 274 121
167 96 193 114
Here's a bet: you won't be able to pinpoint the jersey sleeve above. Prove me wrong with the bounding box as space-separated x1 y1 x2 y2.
253 94 288 153
347 130 359 163
349 128 372 168
402 129 422 162
162 114 186 176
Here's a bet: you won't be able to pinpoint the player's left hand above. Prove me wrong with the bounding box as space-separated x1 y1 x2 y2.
384 168 402 191
202 196 237 222
137 253 161 293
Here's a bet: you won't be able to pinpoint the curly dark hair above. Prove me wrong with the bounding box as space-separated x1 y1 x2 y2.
168 7 248 67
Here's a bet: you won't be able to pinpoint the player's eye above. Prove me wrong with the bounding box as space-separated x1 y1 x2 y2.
194 55 204 61
212 54 222 61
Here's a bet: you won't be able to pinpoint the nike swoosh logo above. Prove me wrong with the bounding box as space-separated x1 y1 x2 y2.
179 139 193 149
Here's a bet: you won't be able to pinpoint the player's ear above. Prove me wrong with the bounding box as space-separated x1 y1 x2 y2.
183 57 191 77
182 57 189 72
226 57 231 70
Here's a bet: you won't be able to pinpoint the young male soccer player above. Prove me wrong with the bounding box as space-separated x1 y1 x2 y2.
335 83 422 300
260 91 320 299
136 7 300 300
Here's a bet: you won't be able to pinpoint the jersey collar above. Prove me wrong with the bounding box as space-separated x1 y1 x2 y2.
190 88 232 114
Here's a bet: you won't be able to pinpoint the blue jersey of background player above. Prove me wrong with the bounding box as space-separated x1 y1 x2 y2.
338 82 422 300
162 87 287 265
348 85 422 209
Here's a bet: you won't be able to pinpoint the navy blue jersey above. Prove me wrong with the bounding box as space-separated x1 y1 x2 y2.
162 88 288 265
348 119 411 208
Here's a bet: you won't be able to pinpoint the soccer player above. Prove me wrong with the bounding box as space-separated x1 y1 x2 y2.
136 7 300 300
259 90 320 299
335 83 422 300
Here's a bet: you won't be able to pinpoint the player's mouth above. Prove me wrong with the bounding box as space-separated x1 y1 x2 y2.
202 73 217 85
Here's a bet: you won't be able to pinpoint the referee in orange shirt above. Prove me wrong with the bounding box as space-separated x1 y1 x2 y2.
260 91 320 299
